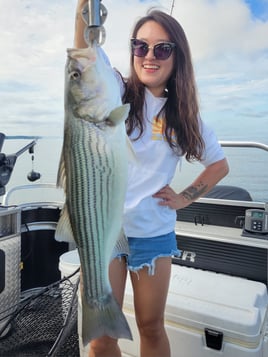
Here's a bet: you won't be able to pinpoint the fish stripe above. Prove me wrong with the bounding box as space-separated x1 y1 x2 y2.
67 119 115 299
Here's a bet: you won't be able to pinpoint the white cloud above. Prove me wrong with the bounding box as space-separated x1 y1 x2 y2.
166 0 268 136
0 0 267 141
171 0 268 58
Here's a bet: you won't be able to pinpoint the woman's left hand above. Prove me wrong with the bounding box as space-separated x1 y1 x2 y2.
152 185 179 210
153 159 229 211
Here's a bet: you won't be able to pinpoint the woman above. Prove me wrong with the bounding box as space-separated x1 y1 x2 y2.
74 2 229 357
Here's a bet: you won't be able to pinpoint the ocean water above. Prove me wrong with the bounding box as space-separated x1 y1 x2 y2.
1 126 268 205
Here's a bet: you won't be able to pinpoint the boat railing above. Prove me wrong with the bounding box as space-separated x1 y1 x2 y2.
1 183 64 207
219 141 268 151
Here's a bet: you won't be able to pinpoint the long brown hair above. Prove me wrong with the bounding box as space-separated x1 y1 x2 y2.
123 9 204 161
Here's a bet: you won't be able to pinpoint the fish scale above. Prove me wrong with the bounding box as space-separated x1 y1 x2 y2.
69 120 107 297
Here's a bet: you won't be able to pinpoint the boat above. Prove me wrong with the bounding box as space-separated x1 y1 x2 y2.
1 2 268 356
0 133 268 357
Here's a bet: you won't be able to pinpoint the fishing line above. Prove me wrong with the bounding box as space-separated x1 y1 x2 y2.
170 0 175 15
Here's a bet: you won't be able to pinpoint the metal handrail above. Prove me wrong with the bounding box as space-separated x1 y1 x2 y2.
220 141 268 152
2 183 64 207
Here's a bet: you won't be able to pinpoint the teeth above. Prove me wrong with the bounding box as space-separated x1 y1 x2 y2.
143 65 159 69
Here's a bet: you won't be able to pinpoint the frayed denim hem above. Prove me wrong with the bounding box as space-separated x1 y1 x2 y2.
127 249 181 276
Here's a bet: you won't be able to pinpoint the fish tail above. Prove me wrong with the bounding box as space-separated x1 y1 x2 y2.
81 293 132 346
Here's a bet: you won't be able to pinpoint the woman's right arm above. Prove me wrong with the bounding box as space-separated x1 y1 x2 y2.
74 0 88 48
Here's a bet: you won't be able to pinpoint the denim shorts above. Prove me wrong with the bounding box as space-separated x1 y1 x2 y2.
125 231 180 275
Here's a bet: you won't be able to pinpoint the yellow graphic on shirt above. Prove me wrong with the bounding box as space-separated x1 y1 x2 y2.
151 116 176 143
151 116 164 141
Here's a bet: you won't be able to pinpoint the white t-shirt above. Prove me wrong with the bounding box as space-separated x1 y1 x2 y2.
100 47 225 238
122 88 225 238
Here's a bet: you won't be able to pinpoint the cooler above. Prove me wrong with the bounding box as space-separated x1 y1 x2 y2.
119 265 268 357
58 249 80 284
0 207 21 337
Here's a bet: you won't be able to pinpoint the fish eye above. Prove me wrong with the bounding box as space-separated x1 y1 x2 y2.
70 70 81 80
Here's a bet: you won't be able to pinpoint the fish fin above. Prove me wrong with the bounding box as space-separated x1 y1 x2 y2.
55 205 74 242
56 148 66 191
108 104 136 162
81 293 132 346
108 104 130 126
110 229 129 261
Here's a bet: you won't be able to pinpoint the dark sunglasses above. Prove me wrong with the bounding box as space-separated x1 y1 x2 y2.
131 38 176 60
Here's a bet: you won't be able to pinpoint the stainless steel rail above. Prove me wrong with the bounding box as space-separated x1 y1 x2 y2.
220 141 268 152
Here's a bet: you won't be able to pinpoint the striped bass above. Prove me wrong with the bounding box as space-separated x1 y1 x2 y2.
55 46 132 345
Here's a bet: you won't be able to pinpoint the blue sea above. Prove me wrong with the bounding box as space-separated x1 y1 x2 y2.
1 118 268 204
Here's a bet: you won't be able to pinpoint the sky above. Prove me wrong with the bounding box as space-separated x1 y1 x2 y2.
0 0 267 142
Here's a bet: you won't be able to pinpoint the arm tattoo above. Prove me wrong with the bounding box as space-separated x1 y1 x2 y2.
182 182 208 202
